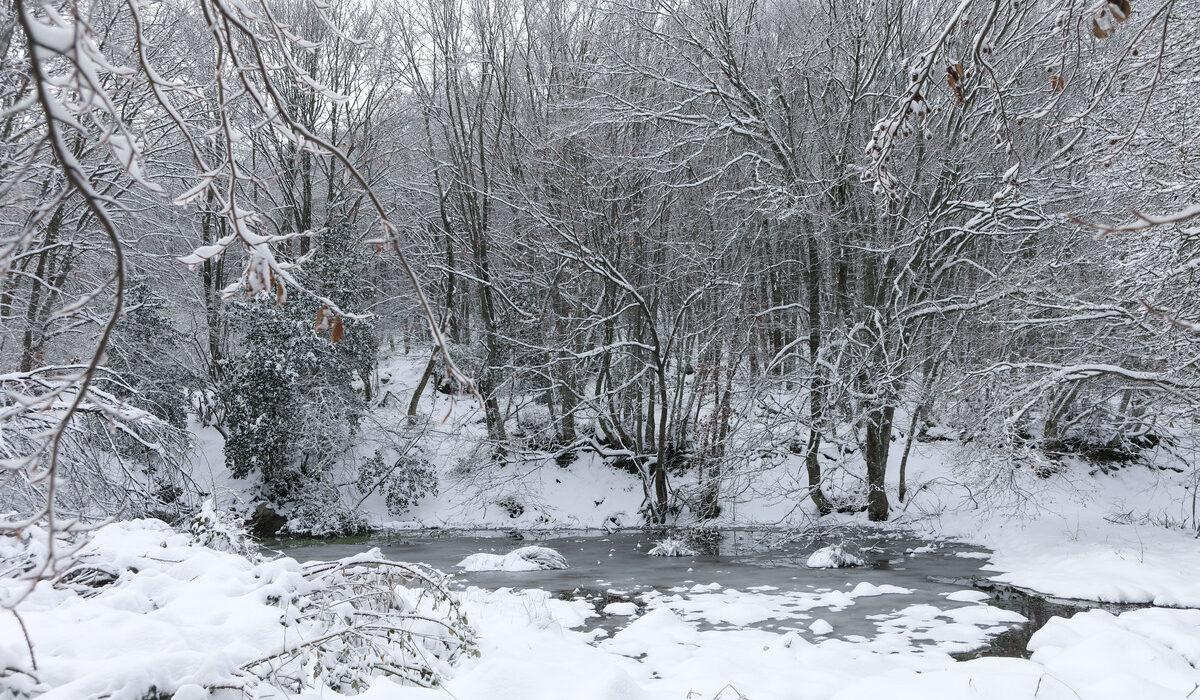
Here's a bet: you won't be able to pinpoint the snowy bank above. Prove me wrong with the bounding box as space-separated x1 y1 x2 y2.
0 520 473 699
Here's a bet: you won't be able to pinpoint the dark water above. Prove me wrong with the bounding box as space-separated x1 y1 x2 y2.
274 528 1099 656
943 579 1141 659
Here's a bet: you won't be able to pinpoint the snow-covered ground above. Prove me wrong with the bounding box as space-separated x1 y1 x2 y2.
7 517 1199 700
357 586 1200 700
0 520 472 700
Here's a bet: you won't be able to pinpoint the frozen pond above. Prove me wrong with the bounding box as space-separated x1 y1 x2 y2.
276 528 1064 655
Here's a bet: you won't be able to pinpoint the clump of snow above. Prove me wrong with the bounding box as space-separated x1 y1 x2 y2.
945 590 991 603
809 619 833 635
603 602 638 616
457 545 569 571
955 551 991 560
849 582 912 597
648 537 698 557
806 544 865 569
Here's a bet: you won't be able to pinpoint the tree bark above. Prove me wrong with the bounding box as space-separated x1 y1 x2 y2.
803 235 834 516
864 405 894 521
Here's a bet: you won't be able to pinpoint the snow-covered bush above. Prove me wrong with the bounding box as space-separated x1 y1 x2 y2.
806 544 865 569
0 520 475 698
648 537 698 557
495 495 526 518
250 551 476 693
0 371 196 529
457 545 569 571
219 229 377 506
284 482 371 538
357 451 439 516
512 403 560 451
186 499 257 559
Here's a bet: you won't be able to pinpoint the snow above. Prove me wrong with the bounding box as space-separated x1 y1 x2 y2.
348 583 1200 700
457 545 569 572
0 520 470 699
647 537 697 557
75 354 1200 699
897 445 1200 607
849 582 912 597
806 544 866 568
603 602 638 616
11 455 1200 700
334 434 1200 699
945 589 991 603
955 551 991 559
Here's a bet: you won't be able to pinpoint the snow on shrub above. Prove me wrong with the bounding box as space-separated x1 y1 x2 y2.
648 537 698 557
357 451 439 517
805 544 865 569
0 520 475 698
186 498 258 559
457 545 569 571
246 552 475 693
283 481 372 538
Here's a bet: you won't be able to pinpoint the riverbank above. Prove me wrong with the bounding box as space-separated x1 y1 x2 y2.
187 353 1200 617
269 431 1200 610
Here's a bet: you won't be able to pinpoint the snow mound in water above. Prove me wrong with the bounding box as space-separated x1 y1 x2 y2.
648 537 697 557
457 545 569 571
805 544 865 568
603 602 638 616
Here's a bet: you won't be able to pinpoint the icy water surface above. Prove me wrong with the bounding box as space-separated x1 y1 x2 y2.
277 528 1052 654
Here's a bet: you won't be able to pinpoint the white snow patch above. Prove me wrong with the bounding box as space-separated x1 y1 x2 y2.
945 590 991 603
603 602 638 616
809 619 834 635
457 545 569 572
806 544 865 569
955 551 991 560
848 582 912 597
647 537 698 557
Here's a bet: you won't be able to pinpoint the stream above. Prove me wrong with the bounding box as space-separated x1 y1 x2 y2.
275 528 1121 659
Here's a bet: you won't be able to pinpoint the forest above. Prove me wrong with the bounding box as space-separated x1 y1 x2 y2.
1 0 1198 698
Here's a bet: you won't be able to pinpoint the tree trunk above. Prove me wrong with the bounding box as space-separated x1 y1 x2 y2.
864 405 894 521
803 235 833 516
407 350 438 419
897 405 922 503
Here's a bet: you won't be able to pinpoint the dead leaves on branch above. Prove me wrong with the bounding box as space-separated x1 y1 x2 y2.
1093 0 1132 38
946 63 966 103
315 305 344 344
